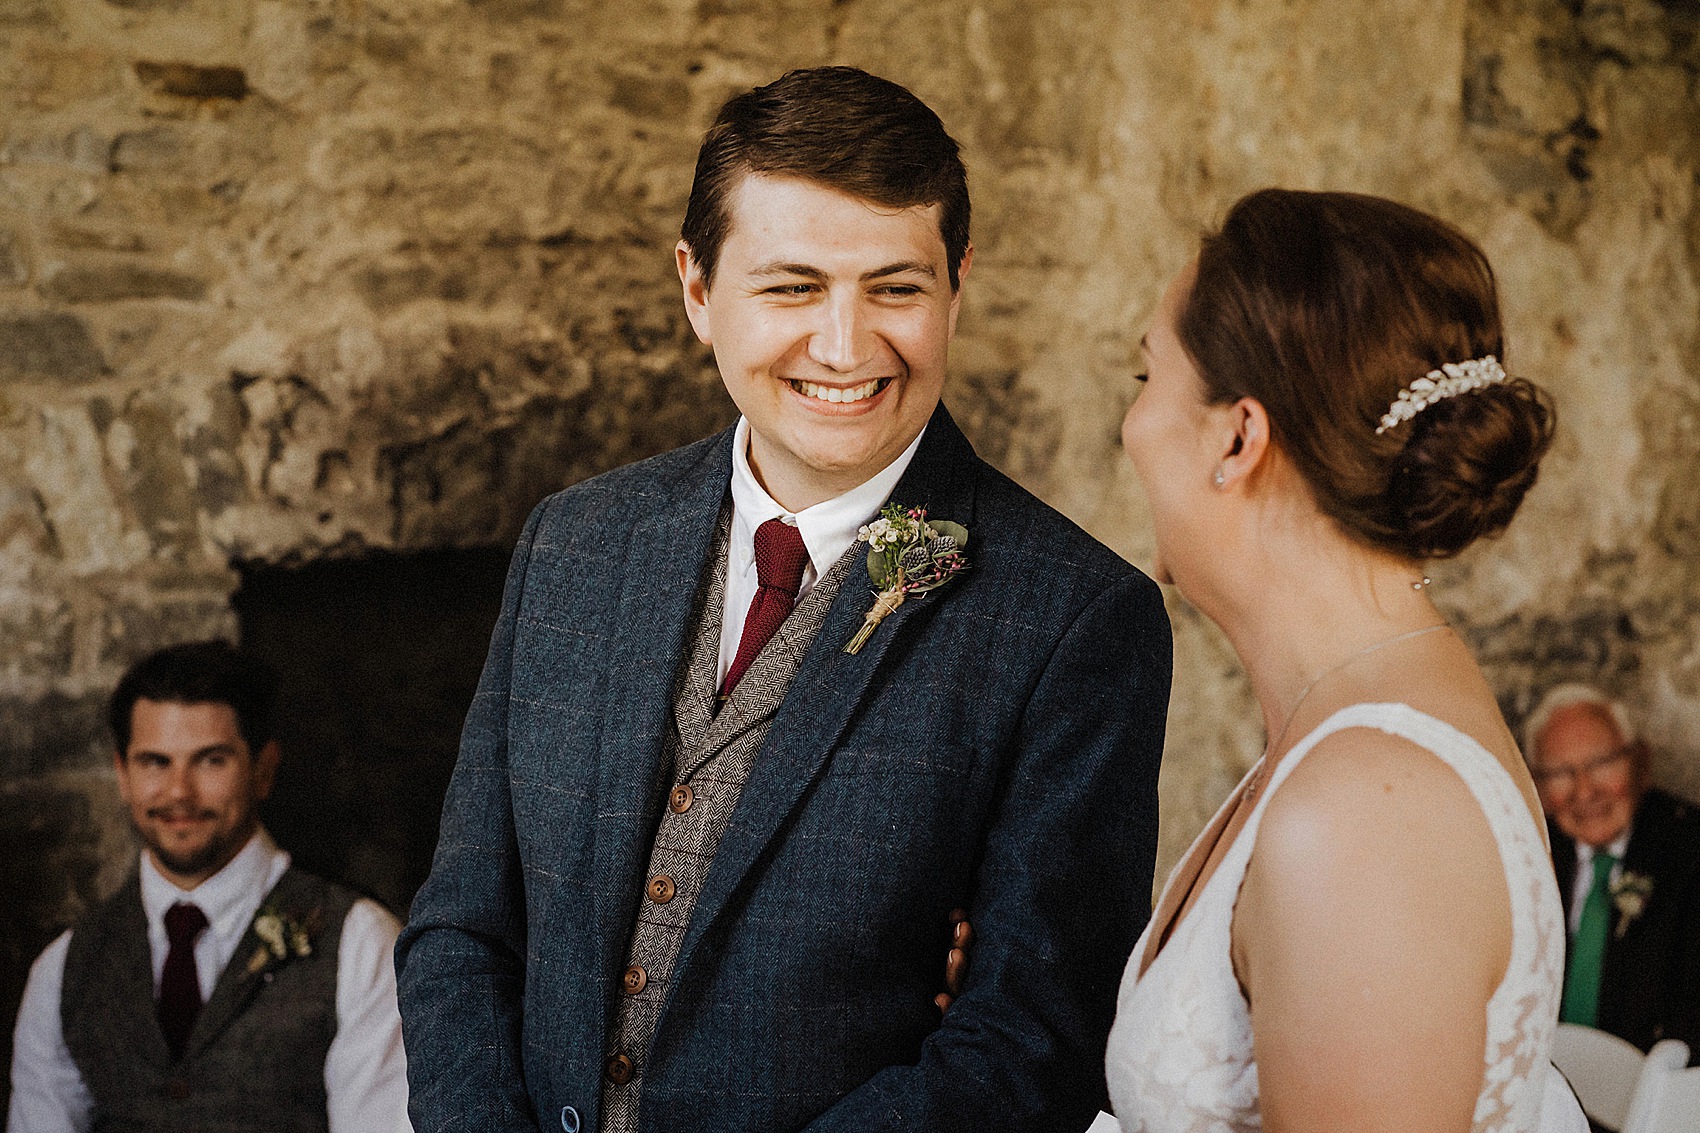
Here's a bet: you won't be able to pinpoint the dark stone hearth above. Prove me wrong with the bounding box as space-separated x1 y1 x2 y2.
232 547 512 915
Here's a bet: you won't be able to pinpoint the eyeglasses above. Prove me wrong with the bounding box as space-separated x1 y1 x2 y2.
1531 746 1632 791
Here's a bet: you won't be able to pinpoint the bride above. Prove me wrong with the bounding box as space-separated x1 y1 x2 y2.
1105 189 1584 1132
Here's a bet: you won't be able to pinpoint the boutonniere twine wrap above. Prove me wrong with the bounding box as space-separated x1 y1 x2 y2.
843 504 969 655
246 903 321 974
1610 870 1654 939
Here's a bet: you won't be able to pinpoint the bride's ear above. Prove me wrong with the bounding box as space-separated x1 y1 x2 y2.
1213 397 1272 490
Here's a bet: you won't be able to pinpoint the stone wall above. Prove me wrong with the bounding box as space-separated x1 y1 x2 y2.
2 0 1697 1082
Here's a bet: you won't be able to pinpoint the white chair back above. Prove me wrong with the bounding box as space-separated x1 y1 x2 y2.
1552 1022 1651 1130
1623 1039 1698 1133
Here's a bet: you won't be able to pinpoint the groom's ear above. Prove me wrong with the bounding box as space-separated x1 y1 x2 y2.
1213 397 1272 490
678 241 714 347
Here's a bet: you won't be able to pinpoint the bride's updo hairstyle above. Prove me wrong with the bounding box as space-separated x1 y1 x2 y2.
1177 189 1555 560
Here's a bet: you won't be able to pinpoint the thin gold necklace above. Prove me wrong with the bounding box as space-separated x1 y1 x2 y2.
1243 623 1450 802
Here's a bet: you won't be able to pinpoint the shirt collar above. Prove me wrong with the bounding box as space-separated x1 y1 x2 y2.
139 827 289 941
727 416 927 578
1575 823 1633 867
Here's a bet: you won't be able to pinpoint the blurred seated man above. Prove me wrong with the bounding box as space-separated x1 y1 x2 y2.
8 640 411 1132
1526 683 1700 1056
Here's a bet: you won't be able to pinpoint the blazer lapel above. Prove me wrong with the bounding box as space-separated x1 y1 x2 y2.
682 544 859 779
670 511 729 768
1551 823 1578 923
588 431 738 1007
669 404 982 985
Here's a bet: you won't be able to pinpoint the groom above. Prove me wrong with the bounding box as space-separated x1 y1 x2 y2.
396 66 1171 1133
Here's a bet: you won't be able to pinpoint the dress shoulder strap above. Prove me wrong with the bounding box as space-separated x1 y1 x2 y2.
1261 702 1519 807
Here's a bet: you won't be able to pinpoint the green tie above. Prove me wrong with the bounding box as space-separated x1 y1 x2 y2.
1560 851 1618 1026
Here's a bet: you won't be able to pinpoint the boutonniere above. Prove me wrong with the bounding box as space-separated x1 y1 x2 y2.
1610 870 1654 939
246 903 321 974
843 503 970 655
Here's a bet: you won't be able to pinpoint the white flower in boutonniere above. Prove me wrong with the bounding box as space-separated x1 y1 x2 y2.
246 903 320 974
1610 870 1654 939
844 503 969 655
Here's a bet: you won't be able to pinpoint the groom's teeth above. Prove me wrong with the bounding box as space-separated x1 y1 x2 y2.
791 378 887 404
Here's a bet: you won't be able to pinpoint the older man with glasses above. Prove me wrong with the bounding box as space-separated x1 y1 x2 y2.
1525 683 1700 1058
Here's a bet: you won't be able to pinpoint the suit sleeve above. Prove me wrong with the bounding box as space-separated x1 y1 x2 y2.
394 504 546 1133
802 571 1172 1132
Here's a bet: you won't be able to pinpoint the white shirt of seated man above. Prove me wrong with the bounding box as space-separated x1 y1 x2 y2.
8 827 410 1133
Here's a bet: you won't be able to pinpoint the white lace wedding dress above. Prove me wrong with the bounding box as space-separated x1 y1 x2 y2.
1105 703 1587 1133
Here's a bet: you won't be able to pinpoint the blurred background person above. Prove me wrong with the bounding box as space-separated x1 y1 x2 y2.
8 640 411 1133
1527 683 1700 1057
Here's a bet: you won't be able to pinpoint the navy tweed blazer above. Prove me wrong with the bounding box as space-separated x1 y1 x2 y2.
397 403 1173 1132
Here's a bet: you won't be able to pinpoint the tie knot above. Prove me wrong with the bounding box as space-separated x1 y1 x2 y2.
752 518 809 596
164 902 209 946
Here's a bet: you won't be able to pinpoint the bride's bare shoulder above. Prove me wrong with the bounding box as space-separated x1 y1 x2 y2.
1255 722 1499 865
1242 721 1511 956
1235 720 1513 1012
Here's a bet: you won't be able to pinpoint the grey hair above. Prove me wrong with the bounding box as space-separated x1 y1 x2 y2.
1523 682 1638 765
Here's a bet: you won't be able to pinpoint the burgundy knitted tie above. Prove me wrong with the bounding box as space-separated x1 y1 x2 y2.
158 901 209 1059
722 518 810 697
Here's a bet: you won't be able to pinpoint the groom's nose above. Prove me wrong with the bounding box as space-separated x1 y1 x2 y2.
806 293 877 373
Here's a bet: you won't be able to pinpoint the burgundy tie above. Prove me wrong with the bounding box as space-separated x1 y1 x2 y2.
722 518 810 697
158 901 209 1059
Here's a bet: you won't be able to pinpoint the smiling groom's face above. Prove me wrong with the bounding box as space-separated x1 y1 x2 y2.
678 173 969 513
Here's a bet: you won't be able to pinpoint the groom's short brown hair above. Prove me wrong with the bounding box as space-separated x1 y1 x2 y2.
680 66 971 290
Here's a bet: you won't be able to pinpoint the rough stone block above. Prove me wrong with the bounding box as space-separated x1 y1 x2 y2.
0 595 73 684
0 127 112 172
0 691 111 777
40 260 209 303
98 595 238 672
109 127 187 172
134 61 248 101
0 773 135 1106
107 398 201 557
0 311 107 383
0 230 29 287
0 0 57 26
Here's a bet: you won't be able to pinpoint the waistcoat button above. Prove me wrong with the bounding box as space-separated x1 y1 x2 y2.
647 874 676 904
622 965 647 995
605 1053 634 1084
669 784 694 813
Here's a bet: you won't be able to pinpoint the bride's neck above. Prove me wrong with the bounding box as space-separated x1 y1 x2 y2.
1200 517 1441 744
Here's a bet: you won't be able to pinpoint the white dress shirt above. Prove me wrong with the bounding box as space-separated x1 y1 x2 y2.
8 828 411 1133
1567 825 1633 935
718 417 925 688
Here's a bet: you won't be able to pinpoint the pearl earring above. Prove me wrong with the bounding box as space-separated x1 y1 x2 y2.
1412 575 1432 591
1213 468 1225 487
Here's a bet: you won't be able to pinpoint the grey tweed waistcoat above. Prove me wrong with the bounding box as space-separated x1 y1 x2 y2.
598 507 861 1133
61 865 358 1133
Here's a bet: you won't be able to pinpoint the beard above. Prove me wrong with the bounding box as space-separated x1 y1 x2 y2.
137 810 254 883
